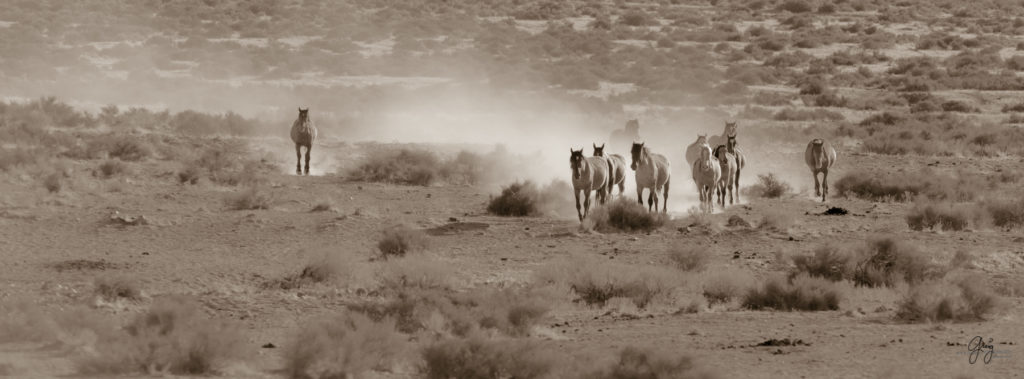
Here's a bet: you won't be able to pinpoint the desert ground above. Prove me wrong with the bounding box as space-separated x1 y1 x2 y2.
2 1 1024 378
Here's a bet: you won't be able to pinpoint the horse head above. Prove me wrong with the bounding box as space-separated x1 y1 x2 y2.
570 148 584 180
297 107 309 121
630 142 645 171
700 146 712 171
724 121 737 137
592 143 605 157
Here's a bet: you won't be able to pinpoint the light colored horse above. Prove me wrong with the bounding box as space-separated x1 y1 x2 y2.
570 148 610 221
290 107 318 175
726 135 745 204
805 139 838 202
592 143 626 196
630 142 671 213
708 121 738 152
692 147 721 213
713 145 737 207
610 119 641 153
685 134 712 169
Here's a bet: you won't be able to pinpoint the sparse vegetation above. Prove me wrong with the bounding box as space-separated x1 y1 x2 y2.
897 275 1000 322
585 347 720 379
98 160 126 178
747 173 792 198
792 237 938 288
536 257 681 309
422 335 557 379
377 225 430 258
702 267 757 306
906 202 974 231
743 274 841 311
588 198 668 233
93 275 142 302
224 186 273 210
284 312 405 379
487 180 568 217
758 210 795 233
669 244 713 272
834 170 977 202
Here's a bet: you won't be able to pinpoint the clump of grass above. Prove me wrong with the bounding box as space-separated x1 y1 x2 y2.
588 198 668 233
98 160 126 178
177 165 200 184
377 225 430 258
43 172 63 193
950 250 975 269
487 180 569 217
743 274 841 311
758 210 795 233
668 244 713 272
351 285 552 337
791 237 940 288
535 257 681 309
896 275 1000 322
792 244 856 281
78 296 248 375
702 267 757 306
224 186 273 210
906 202 973 231
311 202 333 212
747 173 792 198
284 312 405 379
422 335 557 379
88 136 152 162
93 276 142 302
834 170 976 202
348 149 439 186
853 237 936 287
984 198 1024 229
586 346 720 379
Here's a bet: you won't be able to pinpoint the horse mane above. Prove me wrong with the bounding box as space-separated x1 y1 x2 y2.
713 145 727 159
812 139 824 146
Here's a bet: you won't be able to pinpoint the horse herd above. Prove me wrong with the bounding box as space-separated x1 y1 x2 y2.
569 120 838 222
286 109 837 222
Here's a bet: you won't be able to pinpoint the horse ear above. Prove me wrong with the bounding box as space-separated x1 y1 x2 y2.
298 107 301 112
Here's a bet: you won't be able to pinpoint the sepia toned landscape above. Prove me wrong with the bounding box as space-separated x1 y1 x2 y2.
1 0 1023 378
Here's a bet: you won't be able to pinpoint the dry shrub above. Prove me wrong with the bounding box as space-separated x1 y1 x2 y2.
758 210 795 233
772 108 845 121
78 296 248 375
897 275 1000 322
701 267 757 306
177 165 200 184
536 257 681 309
588 198 668 233
267 250 362 290
98 160 127 178
348 149 439 186
80 136 152 162
224 186 273 210
744 274 841 311
792 244 856 281
834 170 977 202
351 286 552 338
791 238 939 288
487 180 569 217
311 202 333 212
906 202 974 231
422 335 557 379
585 347 720 379
43 172 63 193
668 244 713 272
377 256 458 293
284 312 405 379
948 250 975 269
378 225 430 258
747 173 792 198
984 198 1024 229
94 275 142 302
853 237 936 287
0 148 39 171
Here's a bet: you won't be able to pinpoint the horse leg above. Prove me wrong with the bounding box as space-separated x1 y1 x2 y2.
647 190 654 212
577 189 585 222
618 179 625 197
662 179 669 213
822 169 829 202
584 191 592 219
304 144 312 175
636 186 644 206
813 171 821 198
294 144 302 175
734 169 741 204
